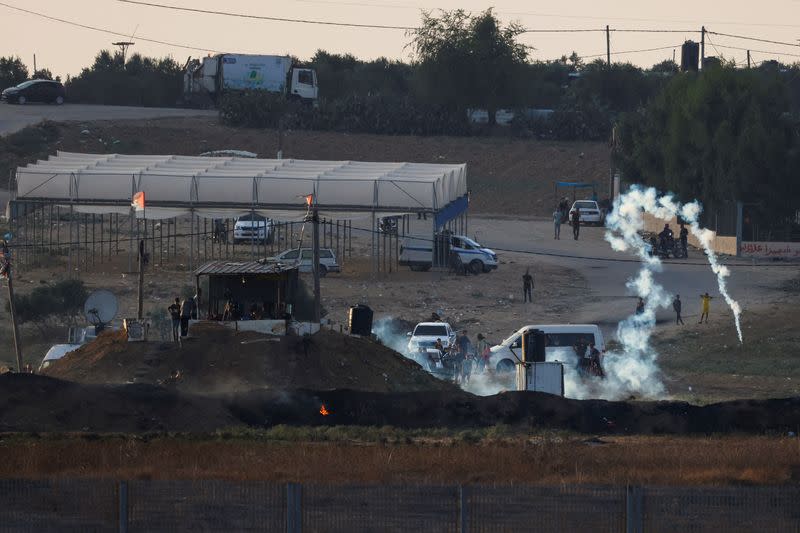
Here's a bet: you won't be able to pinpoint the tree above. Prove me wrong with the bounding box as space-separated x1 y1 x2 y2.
409 8 529 125
6 279 88 335
0 56 29 90
616 67 800 237
32 68 53 80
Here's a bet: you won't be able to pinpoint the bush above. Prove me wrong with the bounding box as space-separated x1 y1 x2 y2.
220 91 470 136
7 279 88 330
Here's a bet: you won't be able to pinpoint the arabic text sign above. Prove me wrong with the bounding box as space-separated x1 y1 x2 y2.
739 241 800 258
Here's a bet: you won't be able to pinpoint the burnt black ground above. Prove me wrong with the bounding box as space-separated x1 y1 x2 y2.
2 374 799 435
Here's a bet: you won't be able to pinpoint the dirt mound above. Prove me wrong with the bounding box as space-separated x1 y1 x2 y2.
233 389 800 435
3 374 799 434
42 324 456 394
0 373 235 433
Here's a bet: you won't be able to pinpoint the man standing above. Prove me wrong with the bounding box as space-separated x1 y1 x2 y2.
571 207 581 240
673 294 684 325
552 207 562 239
699 292 713 324
679 223 689 256
168 297 181 342
522 269 534 303
635 297 645 315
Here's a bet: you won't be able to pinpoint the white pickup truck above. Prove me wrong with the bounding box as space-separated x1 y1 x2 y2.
406 322 456 355
399 234 498 274
234 213 273 244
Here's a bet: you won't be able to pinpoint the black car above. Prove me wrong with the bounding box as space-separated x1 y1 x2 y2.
1 79 65 105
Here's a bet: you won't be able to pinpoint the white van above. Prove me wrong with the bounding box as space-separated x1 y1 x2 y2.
489 324 605 373
399 234 498 274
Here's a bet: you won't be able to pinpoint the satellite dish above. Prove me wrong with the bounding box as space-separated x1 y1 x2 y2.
84 290 118 327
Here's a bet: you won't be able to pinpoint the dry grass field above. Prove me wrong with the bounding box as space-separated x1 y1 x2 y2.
1 430 798 486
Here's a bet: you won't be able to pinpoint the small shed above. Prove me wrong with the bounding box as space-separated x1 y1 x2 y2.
194 259 299 320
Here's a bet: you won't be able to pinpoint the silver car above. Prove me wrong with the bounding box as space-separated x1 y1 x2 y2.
274 248 340 276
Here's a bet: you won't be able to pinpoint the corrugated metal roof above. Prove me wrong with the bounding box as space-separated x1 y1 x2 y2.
194 259 298 276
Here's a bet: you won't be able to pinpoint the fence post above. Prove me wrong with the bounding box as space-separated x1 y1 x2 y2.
118 481 128 533
458 484 469 533
287 482 302 533
626 485 643 533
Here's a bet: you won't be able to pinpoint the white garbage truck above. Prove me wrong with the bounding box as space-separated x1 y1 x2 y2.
399 233 498 274
184 54 318 106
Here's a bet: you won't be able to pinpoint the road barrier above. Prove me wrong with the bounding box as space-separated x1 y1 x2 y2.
0 479 798 532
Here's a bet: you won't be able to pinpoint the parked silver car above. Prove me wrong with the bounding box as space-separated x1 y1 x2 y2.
273 248 340 276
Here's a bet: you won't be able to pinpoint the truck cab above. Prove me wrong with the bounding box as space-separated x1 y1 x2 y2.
289 68 318 102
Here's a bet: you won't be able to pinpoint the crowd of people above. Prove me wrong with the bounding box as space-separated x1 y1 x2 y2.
419 329 492 385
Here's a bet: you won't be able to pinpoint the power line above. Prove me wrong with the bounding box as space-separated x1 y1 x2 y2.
116 0 416 30
0 1 224 53
710 43 800 59
706 30 800 49
583 44 681 60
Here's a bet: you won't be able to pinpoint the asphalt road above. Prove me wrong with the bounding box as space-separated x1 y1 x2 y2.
386 215 795 338
0 102 217 136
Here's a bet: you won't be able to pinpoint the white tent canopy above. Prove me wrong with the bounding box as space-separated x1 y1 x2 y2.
15 152 467 220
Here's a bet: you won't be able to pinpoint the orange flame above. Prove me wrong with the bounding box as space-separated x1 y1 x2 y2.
319 404 330 416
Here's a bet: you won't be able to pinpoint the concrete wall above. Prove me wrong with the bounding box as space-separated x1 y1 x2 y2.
642 213 738 256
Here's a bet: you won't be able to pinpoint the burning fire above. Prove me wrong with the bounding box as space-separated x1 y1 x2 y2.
319 404 330 416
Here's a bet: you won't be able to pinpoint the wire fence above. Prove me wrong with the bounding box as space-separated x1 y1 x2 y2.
0 480 799 532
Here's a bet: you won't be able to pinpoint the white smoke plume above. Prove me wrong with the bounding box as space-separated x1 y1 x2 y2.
600 185 743 399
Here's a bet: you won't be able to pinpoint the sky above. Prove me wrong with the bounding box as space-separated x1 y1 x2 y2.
2 0 800 78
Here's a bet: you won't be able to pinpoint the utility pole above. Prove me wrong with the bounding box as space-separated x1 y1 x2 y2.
606 25 611 68
700 26 706 69
4 260 23 373
311 204 321 323
112 41 135 65
747 50 751 68
137 239 144 319
33 54 36 75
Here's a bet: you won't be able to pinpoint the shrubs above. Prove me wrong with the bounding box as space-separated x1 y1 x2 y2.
7 279 88 330
220 91 470 136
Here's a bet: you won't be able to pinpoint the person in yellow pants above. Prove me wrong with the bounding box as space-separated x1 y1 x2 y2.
699 292 713 323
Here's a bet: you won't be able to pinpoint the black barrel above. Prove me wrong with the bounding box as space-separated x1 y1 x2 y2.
522 328 546 363
348 304 373 336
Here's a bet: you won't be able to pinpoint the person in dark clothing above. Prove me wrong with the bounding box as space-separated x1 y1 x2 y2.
673 295 684 325
168 297 181 343
571 208 581 240
679 223 689 255
522 269 534 303
635 297 645 315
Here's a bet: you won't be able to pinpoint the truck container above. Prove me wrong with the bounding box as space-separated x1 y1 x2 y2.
184 54 318 106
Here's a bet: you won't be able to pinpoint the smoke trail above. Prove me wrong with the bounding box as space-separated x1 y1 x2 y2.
679 203 743 342
602 185 743 398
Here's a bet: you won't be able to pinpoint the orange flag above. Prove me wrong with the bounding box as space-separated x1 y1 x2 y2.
305 194 314 207
131 191 145 212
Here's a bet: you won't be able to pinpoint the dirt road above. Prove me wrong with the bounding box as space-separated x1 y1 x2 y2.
0 103 216 136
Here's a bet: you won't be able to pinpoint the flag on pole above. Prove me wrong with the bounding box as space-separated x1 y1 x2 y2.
132 191 145 212
304 194 314 207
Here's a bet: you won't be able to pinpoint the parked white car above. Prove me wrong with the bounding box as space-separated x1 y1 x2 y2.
569 200 605 226
489 324 605 373
39 343 82 371
399 234 498 274
273 248 340 276
406 322 456 355
234 213 273 244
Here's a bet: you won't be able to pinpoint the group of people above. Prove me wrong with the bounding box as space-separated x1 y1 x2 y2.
552 198 581 241
573 336 604 378
650 223 690 257
421 329 492 385
634 292 715 326
167 290 201 343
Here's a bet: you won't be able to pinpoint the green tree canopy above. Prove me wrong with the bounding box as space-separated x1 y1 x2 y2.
0 56 29 90
616 65 800 235
408 8 529 125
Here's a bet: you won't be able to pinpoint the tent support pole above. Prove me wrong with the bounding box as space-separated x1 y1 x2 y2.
189 211 194 272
